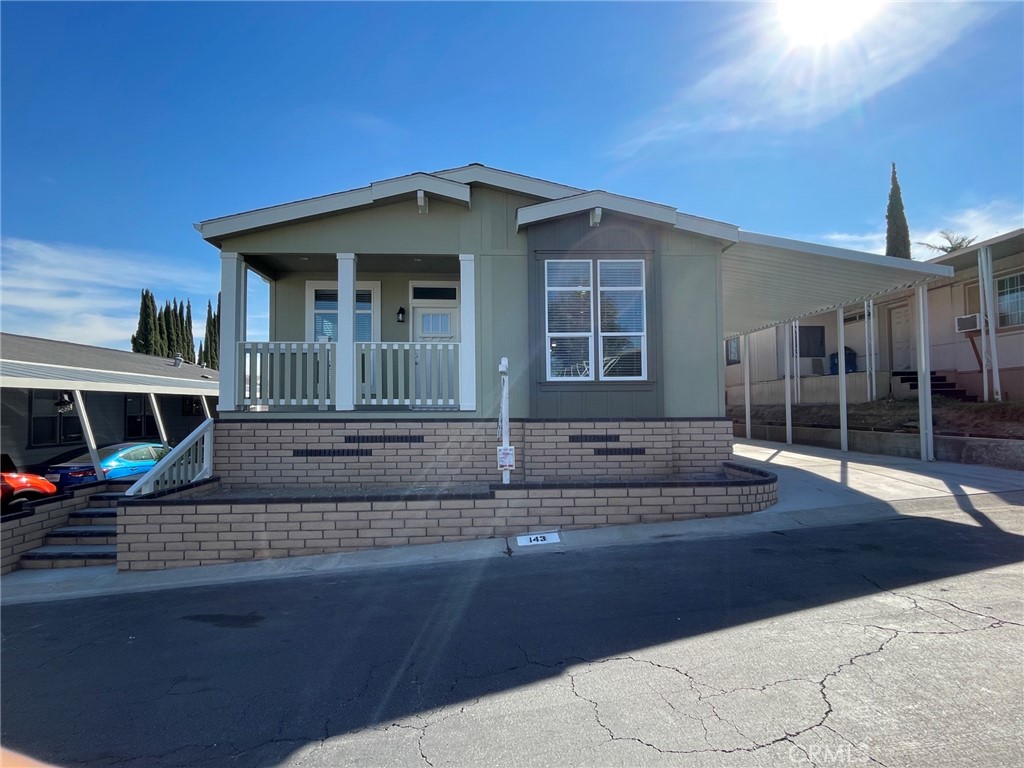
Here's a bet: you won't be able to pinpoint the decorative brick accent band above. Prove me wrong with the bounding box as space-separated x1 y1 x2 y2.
116 463 777 572
213 418 733 487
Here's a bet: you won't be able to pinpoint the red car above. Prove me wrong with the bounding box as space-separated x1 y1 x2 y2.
1 454 58 512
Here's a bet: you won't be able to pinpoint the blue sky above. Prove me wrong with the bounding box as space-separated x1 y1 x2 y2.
2 1 1022 350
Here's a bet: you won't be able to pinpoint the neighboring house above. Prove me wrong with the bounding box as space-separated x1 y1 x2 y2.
724 228 1023 406
194 164 951 486
0 334 218 470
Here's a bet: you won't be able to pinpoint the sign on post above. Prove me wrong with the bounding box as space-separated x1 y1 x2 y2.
497 445 515 471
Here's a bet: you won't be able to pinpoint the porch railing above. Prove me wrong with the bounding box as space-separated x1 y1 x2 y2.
125 418 214 496
356 342 460 408
238 341 334 410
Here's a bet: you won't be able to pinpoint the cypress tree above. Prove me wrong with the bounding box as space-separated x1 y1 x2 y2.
155 302 167 357
209 292 221 370
885 162 912 260
131 290 146 353
197 340 205 367
147 291 162 356
185 300 195 363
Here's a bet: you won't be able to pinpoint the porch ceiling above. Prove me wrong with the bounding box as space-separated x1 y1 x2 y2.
246 253 461 278
722 232 953 338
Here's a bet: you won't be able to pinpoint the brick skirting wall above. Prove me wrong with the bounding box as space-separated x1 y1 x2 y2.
116 463 777 571
213 418 733 486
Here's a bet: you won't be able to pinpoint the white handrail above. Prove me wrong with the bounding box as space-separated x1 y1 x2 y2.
125 418 215 496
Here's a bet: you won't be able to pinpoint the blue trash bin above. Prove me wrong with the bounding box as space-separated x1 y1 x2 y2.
829 347 857 375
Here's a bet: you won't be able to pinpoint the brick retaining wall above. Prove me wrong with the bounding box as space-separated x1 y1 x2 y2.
116 463 776 571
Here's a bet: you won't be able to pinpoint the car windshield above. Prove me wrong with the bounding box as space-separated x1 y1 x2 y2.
63 445 131 464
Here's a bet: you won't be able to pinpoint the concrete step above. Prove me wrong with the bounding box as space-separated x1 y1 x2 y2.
69 508 117 525
20 545 116 568
46 525 117 546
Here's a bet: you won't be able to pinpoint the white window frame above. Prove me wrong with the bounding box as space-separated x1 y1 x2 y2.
408 281 460 342
545 260 595 381
305 280 380 342
597 259 647 381
996 272 1023 328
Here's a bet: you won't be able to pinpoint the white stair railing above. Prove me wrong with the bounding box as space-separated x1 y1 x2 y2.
125 418 214 496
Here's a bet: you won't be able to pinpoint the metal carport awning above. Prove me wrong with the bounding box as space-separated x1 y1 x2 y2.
722 232 954 462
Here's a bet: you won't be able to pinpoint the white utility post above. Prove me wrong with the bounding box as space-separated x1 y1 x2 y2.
915 285 935 461
742 334 752 441
837 308 849 451
497 357 512 484
784 324 793 445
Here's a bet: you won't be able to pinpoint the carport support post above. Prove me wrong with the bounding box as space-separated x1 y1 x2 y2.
979 246 1002 401
742 334 751 440
784 323 793 445
915 285 934 461
147 392 169 449
72 390 105 481
836 308 848 451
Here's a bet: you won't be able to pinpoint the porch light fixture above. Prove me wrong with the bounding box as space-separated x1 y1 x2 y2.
54 392 74 414
397 306 406 323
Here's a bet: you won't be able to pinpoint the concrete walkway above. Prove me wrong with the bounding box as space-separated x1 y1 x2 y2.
3 439 1022 606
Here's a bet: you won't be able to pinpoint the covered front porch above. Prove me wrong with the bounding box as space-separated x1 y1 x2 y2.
219 251 478 415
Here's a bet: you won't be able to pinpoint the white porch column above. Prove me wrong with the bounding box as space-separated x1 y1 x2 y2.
864 300 876 401
459 254 477 412
915 285 934 461
218 252 246 412
979 245 1003 401
742 335 752 440
837 308 848 452
148 392 169 448
72 390 105 481
335 253 356 411
784 323 793 445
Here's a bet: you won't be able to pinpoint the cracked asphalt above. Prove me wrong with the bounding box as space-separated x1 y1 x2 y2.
2 496 1022 768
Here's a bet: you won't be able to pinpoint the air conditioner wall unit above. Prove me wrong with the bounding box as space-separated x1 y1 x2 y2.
955 314 981 333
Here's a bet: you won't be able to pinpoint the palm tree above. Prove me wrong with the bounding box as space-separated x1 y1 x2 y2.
916 229 977 254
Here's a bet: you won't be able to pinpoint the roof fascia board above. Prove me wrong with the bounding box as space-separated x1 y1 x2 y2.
368 173 471 205
435 165 584 200
737 231 954 278
517 191 679 229
0 375 217 395
674 213 739 242
197 173 471 243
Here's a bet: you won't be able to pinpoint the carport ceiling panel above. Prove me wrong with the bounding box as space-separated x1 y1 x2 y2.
722 246 929 337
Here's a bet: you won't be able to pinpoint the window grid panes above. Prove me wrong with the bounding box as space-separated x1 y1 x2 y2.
546 261 594 380
598 260 646 380
30 390 82 448
313 288 374 342
997 273 1023 328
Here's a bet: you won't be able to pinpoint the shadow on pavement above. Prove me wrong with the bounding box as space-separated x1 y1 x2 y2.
2 506 1023 767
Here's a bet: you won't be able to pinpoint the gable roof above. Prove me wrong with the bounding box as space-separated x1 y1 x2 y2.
0 334 219 396
925 228 1024 271
195 163 743 246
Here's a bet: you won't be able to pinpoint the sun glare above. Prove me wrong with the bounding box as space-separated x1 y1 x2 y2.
777 0 885 47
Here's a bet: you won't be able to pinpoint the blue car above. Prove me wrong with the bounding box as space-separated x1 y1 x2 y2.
42 442 169 489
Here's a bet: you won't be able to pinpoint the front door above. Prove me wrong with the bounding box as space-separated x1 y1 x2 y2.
409 283 460 405
890 305 914 371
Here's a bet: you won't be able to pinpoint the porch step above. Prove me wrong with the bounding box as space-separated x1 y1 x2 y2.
69 507 117 524
46 525 117 546
19 545 116 568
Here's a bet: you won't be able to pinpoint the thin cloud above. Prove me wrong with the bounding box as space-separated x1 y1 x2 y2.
615 2 995 158
0 238 219 349
819 199 1024 260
